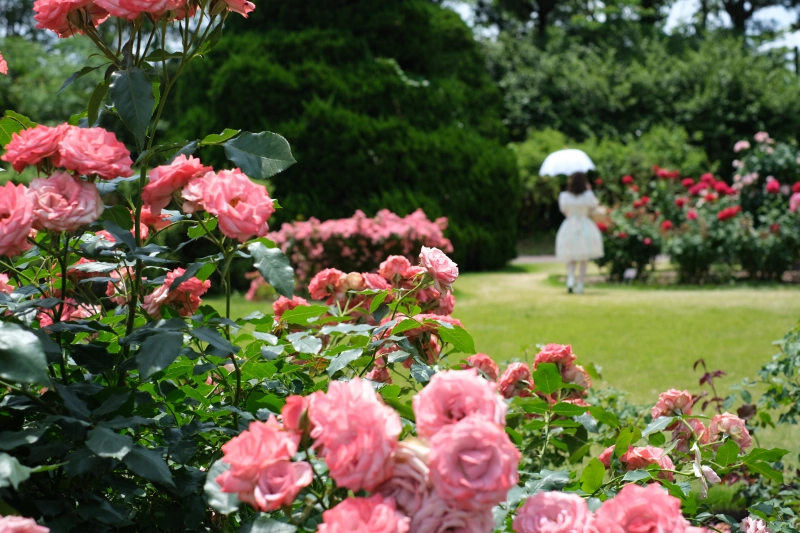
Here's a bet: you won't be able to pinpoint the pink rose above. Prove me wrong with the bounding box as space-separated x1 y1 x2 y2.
56 127 133 179
318 495 410 533
365 364 392 384
598 446 615 468
594 484 689 533
308 377 401 491
242 460 312 512
412 493 494 533
0 182 35 257
216 417 300 501
203 169 275 242
140 206 171 230
673 418 710 453
142 155 211 215
0 273 14 294
272 295 309 319
498 362 532 399
28 172 103 232
0 516 50 533
620 446 675 481
754 131 770 143
419 246 458 293
463 353 499 381
364 272 391 291
561 364 591 391
1 124 68 172
142 267 210 318
412 369 507 438
335 271 366 293
379 255 412 281
651 389 693 419
95 0 184 19
733 140 750 153
308 268 346 300
221 0 255 17
280 395 309 433
534 344 576 369
741 517 771 533
180 174 208 214
790 192 800 212
429 415 520 510
513 492 592 533
0 52 7 75
378 438 430 515
33 0 107 37
709 413 752 450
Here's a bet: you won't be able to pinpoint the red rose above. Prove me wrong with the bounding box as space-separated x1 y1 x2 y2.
701 173 715 183
596 222 608 232
766 179 780 194
643 238 652 245
703 192 717 202
661 220 673 231
681 178 694 188
770 223 780 233
618 232 627 239
624 211 634 219
595 178 604 186
621 175 634 185
630 185 639 192
792 182 800 193
674 197 688 208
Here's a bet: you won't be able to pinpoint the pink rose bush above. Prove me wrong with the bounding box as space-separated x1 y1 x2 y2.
513 492 592 533
142 267 210 318
142 155 212 215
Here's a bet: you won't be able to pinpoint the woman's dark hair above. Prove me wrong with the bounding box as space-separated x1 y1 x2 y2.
567 172 588 195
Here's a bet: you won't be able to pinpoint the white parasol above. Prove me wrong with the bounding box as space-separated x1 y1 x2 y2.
538 149 596 177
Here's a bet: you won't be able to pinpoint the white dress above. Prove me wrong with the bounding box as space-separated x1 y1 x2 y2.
555 190 604 262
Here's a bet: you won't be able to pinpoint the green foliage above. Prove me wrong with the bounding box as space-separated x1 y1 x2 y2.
172 0 519 270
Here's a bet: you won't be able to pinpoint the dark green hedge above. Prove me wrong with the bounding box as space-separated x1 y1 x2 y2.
170 0 518 270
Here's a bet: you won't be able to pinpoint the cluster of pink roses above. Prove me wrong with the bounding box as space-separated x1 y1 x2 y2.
32 0 253 39
141 267 210 318
143 155 276 243
495 343 591 402
266 208 452 285
217 369 519 532
0 515 49 533
0 124 135 256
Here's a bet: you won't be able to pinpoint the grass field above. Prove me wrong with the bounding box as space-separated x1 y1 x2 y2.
211 261 800 451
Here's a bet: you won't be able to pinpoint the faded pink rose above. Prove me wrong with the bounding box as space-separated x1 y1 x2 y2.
380 255 412 281
733 140 750 153
412 493 494 533
561 364 591 391
709 413 752 450
180 174 207 214
463 353 499 381
740 517 770 533
0 273 14 294
308 268 345 300
498 362 532 399
0 182 34 257
413 369 507 438
142 267 210 318
33 0 107 37
433 292 456 315
28 172 103 232
56 127 133 179
598 446 615 468
280 395 309 433
419 246 458 293
203 169 275 242
222 0 255 17
142 155 211 215
1 124 68 172
272 295 309 319
377 439 430 515
429 415 520 510
363 272 391 291
308 377 401 491
594 483 689 533
365 364 392 384
513 492 592 533
673 418 710 453
620 446 675 481
243 460 312 512
534 344 576 369
335 271 366 293
651 389 693 419
0 52 7 75
0 515 50 533
318 495 410 533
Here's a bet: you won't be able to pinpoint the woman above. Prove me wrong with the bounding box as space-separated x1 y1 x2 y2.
555 172 604 294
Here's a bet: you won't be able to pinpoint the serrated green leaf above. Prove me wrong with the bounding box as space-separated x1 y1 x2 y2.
588 406 620 428
224 131 296 179
622 469 652 482
240 515 297 533
204 460 239 514
248 243 294 298
614 427 634 458
532 363 563 395
436 325 476 354
100 204 134 230
743 448 789 465
200 128 240 145
552 402 589 417
382 396 415 421
0 322 51 386
715 439 740 467
370 292 388 313
280 305 328 325
0 452 33 490
0 118 25 150
747 461 783 484
642 416 674 436
326 348 363 377
88 79 109 126
85 427 133 460
110 68 155 147
580 458 605 492
59 66 100 94
123 445 175 486
137 331 183 380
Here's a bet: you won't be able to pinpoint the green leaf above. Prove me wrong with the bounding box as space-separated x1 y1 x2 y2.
552 402 589 417
0 118 25 149
59 65 100 94
532 363 563 395
588 406 620 428
370 292 388 313
100 204 134 230
410 363 435 383
137 331 183 380
280 305 328 325
0 427 47 451
110 68 155 147
514 396 550 414
200 128 241 146
391 318 421 335
436 325 476 354
204 460 240 515
123 445 175 487
187 217 217 238
4 110 37 129
327 348 363 377
642 416 674 436
747 461 783 484
382 397 415 421
505 427 523 445
248 243 295 298
380 384 401 398
0 452 33 490
580 458 605 493
85 427 133 460
622 469 652 482
240 515 297 533
715 439 740 467
88 79 110 126
224 131 296 179
742 448 789 465
614 427 634 458
0 321 51 386
648 432 666 446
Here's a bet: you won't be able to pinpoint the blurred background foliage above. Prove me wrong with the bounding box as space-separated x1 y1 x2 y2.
3 0 800 265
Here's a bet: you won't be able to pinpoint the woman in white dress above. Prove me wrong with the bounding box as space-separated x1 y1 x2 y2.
555 172 604 294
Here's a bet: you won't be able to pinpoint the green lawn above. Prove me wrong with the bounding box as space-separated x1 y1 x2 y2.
212 262 800 451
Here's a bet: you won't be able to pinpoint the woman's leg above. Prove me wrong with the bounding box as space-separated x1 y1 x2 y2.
566 261 576 292
577 261 587 293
